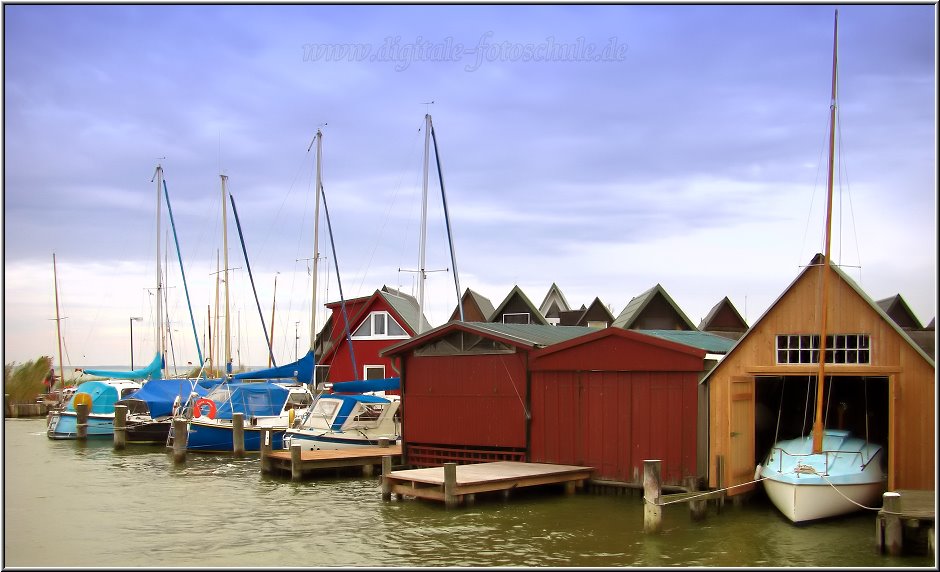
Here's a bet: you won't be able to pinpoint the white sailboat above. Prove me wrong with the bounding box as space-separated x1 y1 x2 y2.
758 10 886 523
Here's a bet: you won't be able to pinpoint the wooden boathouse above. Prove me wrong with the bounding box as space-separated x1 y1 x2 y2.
383 322 731 486
703 254 936 496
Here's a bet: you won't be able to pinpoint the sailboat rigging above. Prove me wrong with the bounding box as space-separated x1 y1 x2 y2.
758 10 886 523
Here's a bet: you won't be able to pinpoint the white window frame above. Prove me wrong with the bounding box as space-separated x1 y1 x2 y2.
502 312 531 324
351 311 409 340
775 333 871 365
364 365 386 380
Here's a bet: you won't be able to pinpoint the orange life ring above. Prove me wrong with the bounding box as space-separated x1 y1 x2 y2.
193 398 217 420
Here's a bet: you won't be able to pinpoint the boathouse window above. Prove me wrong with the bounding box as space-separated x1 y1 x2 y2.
775 334 870 365
502 312 531 324
364 365 385 380
352 311 408 339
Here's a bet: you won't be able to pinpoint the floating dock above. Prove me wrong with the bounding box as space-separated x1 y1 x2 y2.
876 489 935 557
382 460 593 507
261 444 402 480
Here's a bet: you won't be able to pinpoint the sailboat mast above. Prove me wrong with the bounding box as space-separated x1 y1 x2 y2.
52 253 66 390
269 274 278 368
812 9 839 454
155 165 166 378
310 129 322 348
220 174 233 375
417 114 431 334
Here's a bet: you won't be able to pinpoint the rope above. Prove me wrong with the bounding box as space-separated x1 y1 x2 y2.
646 476 769 506
786 464 884 512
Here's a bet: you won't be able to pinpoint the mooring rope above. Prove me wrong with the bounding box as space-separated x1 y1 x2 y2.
789 465 886 512
646 475 769 506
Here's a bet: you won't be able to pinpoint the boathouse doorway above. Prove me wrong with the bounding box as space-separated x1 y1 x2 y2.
753 374 890 472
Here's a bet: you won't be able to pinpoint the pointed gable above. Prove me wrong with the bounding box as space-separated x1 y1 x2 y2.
449 288 495 322
576 297 615 328
490 285 549 325
699 296 748 340
612 283 697 331
538 282 571 321
379 285 432 333
876 294 923 330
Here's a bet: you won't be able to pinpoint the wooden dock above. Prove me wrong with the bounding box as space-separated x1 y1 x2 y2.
876 489 935 557
261 444 402 480
382 460 594 507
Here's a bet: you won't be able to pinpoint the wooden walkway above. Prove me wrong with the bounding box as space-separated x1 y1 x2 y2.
261 444 402 480
382 461 594 507
876 489 935 557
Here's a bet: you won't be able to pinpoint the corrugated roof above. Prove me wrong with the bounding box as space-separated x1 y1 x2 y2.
638 329 736 354
380 288 432 333
462 322 596 347
467 288 496 320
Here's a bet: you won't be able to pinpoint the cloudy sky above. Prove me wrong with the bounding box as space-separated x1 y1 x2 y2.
3 4 936 370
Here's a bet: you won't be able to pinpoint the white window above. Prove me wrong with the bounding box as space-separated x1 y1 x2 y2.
502 312 530 324
352 311 408 339
775 334 871 365
364 365 386 380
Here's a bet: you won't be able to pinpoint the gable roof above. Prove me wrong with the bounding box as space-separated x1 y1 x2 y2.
702 254 935 384
382 321 595 356
490 285 549 325
572 297 616 327
876 294 923 330
379 285 432 333
612 283 697 330
538 282 571 317
449 287 495 322
698 296 748 332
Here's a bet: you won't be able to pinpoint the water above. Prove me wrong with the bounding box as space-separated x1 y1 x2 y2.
4 418 935 567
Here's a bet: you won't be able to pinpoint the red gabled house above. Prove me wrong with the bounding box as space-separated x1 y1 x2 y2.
317 286 430 389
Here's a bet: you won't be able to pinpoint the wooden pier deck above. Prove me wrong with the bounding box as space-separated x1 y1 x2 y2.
382 461 594 507
876 489 935 557
261 444 402 480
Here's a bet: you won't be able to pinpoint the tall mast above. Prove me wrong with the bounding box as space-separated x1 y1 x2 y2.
220 174 232 375
268 273 278 368
812 9 839 454
52 253 66 390
310 129 322 349
417 114 431 334
155 164 166 378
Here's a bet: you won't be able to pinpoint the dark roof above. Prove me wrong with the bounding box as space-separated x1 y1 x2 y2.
698 296 748 332
382 320 595 356
612 283 697 330
875 294 923 329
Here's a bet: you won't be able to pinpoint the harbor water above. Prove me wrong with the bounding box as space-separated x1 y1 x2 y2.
3 418 934 567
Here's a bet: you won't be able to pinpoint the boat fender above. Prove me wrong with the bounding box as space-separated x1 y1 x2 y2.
171 396 181 417
193 398 217 420
289 408 295 427
754 464 762 481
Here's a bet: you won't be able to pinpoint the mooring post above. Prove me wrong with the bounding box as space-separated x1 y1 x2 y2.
883 491 903 556
381 456 393 501
171 418 188 464
113 404 127 450
232 413 245 457
685 475 706 521
75 402 89 440
378 437 389 448
443 462 458 508
715 455 725 512
643 459 663 534
290 444 302 481
260 428 273 474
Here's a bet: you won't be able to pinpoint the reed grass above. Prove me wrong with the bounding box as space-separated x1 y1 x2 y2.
4 356 53 402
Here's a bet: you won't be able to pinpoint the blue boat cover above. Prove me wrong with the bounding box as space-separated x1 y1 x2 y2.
81 352 164 381
118 378 210 418
65 381 122 414
231 349 315 383
330 393 392 431
332 377 400 394
207 381 291 419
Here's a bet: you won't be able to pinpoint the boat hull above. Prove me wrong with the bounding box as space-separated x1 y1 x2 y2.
762 475 884 523
46 411 115 439
283 430 399 451
176 420 288 453
125 419 172 445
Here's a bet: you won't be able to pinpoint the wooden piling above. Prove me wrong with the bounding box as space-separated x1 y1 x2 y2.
232 413 245 457
172 419 187 464
643 459 662 533
291 444 302 481
443 462 458 508
75 402 89 440
883 492 903 556
381 455 393 501
113 404 127 450
260 428 273 474
378 437 390 448
685 475 706 521
715 455 725 512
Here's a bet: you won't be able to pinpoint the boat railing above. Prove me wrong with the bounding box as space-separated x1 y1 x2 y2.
770 447 872 476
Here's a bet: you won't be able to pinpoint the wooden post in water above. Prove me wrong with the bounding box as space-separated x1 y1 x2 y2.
75 402 89 440
260 428 273 474
443 462 458 508
715 455 725 512
232 413 245 457
113 404 127 450
172 419 188 464
381 455 393 501
290 444 302 481
883 491 903 556
685 475 706 521
643 459 663 533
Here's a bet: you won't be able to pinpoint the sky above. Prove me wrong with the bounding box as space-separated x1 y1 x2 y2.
2 3 937 371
